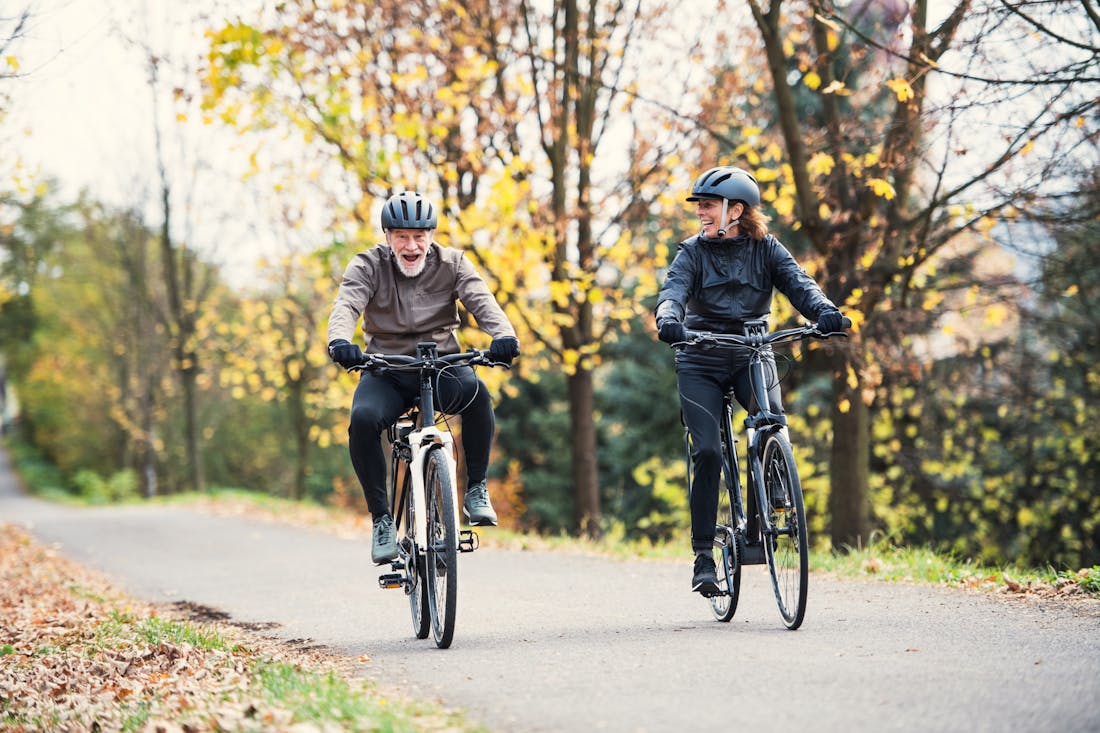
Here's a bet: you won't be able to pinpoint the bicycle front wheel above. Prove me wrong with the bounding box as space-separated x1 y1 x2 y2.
711 435 742 622
402 471 429 640
424 447 459 648
762 433 808 630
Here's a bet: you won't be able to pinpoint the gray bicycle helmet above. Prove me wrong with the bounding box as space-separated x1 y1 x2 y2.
380 191 438 230
686 166 761 208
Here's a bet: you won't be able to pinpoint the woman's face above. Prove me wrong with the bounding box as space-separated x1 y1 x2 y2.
694 198 743 238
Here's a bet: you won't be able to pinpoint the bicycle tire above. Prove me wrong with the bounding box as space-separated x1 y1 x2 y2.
402 470 430 639
710 431 742 622
424 447 459 648
761 433 808 629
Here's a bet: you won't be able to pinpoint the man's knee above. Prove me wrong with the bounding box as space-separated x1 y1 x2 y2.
349 404 389 436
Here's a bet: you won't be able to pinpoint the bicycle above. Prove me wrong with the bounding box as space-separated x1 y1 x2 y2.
349 341 508 649
672 318 849 630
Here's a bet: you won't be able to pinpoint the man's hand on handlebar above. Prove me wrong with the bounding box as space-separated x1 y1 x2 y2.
328 339 365 369
487 336 520 365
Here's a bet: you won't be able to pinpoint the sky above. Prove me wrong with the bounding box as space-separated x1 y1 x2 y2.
6 0 299 286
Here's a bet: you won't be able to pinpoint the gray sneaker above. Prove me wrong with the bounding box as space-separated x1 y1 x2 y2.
463 481 498 526
371 515 398 564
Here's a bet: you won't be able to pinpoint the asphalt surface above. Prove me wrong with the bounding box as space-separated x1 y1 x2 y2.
2 447 1098 733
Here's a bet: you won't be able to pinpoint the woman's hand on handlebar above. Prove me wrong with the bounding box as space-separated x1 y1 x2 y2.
815 310 850 334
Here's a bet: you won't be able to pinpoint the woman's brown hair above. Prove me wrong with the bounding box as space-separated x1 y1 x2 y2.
739 204 770 241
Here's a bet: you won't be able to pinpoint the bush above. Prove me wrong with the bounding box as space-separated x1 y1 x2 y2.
72 469 139 504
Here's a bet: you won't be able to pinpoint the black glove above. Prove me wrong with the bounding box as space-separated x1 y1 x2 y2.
657 318 686 345
487 336 520 365
816 310 846 333
328 339 364 368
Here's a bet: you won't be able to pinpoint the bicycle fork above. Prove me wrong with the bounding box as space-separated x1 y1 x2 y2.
379 428 478 591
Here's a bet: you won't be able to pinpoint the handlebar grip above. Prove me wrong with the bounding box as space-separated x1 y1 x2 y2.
841 317 852 329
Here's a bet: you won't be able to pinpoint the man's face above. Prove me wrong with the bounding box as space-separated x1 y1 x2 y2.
386 228 433 277
694 198 743 238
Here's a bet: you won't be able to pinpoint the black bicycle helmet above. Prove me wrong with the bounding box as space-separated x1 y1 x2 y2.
686 166 761 208
380 191 438 230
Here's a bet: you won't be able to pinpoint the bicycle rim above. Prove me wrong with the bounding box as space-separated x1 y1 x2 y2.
424 448 459 648
762 433 808 629
403 474 429 639
711 442 742 622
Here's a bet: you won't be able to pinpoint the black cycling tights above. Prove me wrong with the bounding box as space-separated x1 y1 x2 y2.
348 365 493 519
676 347 784 553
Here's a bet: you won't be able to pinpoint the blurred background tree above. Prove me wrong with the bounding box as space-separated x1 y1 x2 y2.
1 0 1097 567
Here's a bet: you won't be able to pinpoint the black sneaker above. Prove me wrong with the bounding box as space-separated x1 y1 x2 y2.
692 554 720 596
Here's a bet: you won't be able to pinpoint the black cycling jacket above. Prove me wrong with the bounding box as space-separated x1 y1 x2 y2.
656 233 837 332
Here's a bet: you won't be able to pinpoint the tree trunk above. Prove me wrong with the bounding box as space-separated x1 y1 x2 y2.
828 359 871 550
567 366 600 538
289 378 308 501
180 368 205 493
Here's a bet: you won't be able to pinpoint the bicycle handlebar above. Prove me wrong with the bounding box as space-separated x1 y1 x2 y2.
348 348 511 373
676 317 851 349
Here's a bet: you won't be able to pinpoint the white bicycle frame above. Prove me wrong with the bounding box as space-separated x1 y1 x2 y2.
406 425 460 548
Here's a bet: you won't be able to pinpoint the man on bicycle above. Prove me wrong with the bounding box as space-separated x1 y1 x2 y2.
327 191 520 564
654 166 846 595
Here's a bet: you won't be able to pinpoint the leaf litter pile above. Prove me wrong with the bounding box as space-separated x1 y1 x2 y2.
0 523 474 732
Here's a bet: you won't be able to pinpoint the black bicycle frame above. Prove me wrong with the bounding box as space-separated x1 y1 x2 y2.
709 319 791 565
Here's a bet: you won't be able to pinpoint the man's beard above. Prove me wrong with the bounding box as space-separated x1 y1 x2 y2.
396 254 427 278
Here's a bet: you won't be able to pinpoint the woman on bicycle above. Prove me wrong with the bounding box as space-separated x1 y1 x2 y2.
654 166 846 595
327 191 520 565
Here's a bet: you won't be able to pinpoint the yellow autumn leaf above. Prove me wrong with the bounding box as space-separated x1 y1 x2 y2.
821 80 849 95
774 194 795 218
1064 284 1079 296
867 178 896 199
984 303 1008 327
5 55 18 71
807 152 835 178
803 71 822 90
885 78 914 102
838 398 851 414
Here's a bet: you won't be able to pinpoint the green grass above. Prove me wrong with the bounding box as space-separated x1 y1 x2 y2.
91 610 237 652
250 659 471 732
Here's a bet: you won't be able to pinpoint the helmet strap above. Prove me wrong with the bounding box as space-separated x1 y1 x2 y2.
712 198 730 235
716 200 743 238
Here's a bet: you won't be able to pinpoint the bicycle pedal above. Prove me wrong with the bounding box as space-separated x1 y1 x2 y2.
459 529 479 553
377 572 406 590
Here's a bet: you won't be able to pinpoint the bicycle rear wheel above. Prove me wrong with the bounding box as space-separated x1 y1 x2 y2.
424 447 459 648
711 434 742 622
762 432 808 629
401 471 429 640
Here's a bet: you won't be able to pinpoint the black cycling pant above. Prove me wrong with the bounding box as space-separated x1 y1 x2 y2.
675 346 784 554
347 365 493 519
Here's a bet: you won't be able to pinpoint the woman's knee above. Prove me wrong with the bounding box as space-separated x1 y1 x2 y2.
692 443 722 472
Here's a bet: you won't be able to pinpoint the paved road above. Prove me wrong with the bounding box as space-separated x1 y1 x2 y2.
2 448 1098 733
